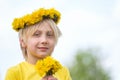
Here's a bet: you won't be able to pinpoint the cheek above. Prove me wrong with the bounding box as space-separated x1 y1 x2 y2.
50 40 56 49
26 38 37 48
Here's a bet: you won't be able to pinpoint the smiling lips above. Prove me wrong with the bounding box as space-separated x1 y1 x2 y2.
38 47 48 51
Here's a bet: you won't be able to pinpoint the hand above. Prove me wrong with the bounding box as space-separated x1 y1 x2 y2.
41 75 57 80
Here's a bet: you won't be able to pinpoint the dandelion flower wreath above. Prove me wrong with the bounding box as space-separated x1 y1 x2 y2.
35 56 62 77
12 8 61 31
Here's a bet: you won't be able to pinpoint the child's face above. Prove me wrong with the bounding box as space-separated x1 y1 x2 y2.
25 22 56 59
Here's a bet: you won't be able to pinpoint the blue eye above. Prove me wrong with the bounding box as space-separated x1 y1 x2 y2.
47 32 54 37
34 33 39 36
33 32 41 37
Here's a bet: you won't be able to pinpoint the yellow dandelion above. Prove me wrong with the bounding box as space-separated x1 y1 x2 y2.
12 8 61 32
35 56 62 77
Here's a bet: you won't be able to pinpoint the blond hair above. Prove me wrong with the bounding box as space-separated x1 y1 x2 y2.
19 19 62 60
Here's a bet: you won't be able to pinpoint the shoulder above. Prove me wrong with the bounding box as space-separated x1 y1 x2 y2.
6 62 25 72
5 62 25 80
60 66 70 73
55 66 72 80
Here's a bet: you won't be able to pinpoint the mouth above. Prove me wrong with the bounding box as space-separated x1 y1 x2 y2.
38 47 48 51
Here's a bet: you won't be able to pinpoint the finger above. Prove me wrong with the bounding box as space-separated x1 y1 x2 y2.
41 76 48 80
47 76 57 80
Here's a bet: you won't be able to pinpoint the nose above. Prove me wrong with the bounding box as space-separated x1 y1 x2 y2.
41 35 48 45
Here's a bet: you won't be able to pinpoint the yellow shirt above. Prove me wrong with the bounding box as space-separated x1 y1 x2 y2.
5 61 72 80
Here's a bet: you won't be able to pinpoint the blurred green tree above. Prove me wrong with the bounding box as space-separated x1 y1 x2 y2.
69 49 111 80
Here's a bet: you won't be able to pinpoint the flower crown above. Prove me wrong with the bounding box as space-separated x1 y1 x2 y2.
12 8 61 31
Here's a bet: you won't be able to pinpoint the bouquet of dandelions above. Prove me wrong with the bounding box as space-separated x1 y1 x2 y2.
35 56 62 77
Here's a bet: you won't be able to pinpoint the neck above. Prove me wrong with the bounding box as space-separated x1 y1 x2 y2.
26 55 44 65
26 58 37 65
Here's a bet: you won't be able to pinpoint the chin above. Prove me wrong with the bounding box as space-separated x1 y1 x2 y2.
37 54 48 59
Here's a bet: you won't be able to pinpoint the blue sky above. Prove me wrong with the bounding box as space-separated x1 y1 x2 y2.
0 0 120 80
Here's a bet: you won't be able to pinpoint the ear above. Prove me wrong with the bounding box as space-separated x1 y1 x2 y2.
19 38 26 48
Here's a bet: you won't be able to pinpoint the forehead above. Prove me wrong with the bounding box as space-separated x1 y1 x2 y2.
25 20 54 36
37 21 53 31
